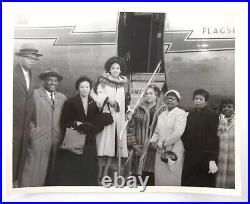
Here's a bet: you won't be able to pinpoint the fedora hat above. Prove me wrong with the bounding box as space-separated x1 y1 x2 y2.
39 67 63 81
15 43 43 57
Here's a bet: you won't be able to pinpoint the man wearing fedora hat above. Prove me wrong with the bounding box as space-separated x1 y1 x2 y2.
19 67 66 187
13 44 43 187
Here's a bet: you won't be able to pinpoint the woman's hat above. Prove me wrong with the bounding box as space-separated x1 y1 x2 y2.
165 89 181 101
39 67 63 81
104 56 127 74
15 43 43 57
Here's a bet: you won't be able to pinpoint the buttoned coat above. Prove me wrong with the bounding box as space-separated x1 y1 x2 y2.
127 102 168 174
150 107 188 186
216 114 235 189
93 73 130 158
13 63 35 184
20 87 66 187
181 107 219 187
53 95 104 186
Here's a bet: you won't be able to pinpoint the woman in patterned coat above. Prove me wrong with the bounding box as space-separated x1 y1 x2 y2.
216 98 235 189
127 84 167 185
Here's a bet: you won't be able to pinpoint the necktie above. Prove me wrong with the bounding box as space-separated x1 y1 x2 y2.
50 93 54 106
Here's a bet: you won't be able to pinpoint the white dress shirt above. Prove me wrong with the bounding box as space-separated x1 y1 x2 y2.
21 67 30 90
46 90 55 104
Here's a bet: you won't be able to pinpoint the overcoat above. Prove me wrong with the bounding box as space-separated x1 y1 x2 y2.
150 107 188 186
53 95 104 186
20 87 66 187
216 114 235 189
127 102 167 174
13 63 35 184
93 73 130 158
181 107 219 187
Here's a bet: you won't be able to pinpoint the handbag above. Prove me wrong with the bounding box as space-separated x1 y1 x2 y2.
60 128 86 155
161 142 178 164
99 97 114 127
161 150 177 163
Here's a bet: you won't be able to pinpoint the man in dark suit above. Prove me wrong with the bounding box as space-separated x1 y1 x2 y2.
13 44 43 187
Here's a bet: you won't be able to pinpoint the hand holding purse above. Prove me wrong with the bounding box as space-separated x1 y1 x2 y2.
76 122 96 135
99 97 114 127
160 141 178 164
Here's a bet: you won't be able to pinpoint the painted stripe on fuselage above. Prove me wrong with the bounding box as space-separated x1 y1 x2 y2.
14 26 116 45
164 30 235 53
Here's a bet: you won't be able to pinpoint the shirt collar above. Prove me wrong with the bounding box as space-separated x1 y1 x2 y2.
21 66 29 74
45 89 55 99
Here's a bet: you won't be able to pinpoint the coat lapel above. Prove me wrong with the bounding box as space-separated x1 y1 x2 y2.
227 116 235 131
86 97 96 118
74 95 87 120
53 92 64 109
39 88 54 108
15 63 28 93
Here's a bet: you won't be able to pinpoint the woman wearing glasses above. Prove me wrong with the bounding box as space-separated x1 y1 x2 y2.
149 90 187 186
216 98 235 189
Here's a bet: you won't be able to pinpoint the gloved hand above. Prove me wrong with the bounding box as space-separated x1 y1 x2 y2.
150 141 158 150
76 122 95 135
125 111 133 121
208 160 218 174
112 101 120 112
69 147 83 155
107 97 116 106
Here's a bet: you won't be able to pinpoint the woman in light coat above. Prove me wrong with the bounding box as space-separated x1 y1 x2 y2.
91 56 131 181
150 90 187 186
20 68 66 187
216 98 235 189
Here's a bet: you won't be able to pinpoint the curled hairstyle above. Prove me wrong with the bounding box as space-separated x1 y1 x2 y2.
104 56 126 74
193 89 210 101
219 97 235 112
146 84 161 97
75 76 92 90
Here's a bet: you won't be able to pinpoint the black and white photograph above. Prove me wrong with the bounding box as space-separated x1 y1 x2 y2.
2 2 248 202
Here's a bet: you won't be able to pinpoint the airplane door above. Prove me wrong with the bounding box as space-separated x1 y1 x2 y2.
117 12 166 108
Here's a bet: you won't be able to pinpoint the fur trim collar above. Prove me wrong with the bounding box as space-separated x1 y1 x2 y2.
138 101 167 112
99 73 127 87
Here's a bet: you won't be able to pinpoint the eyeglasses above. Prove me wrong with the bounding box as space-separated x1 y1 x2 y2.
165 96 177 101
24 56 39 62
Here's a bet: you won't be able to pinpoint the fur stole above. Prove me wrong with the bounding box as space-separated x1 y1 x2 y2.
98 73 127 88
